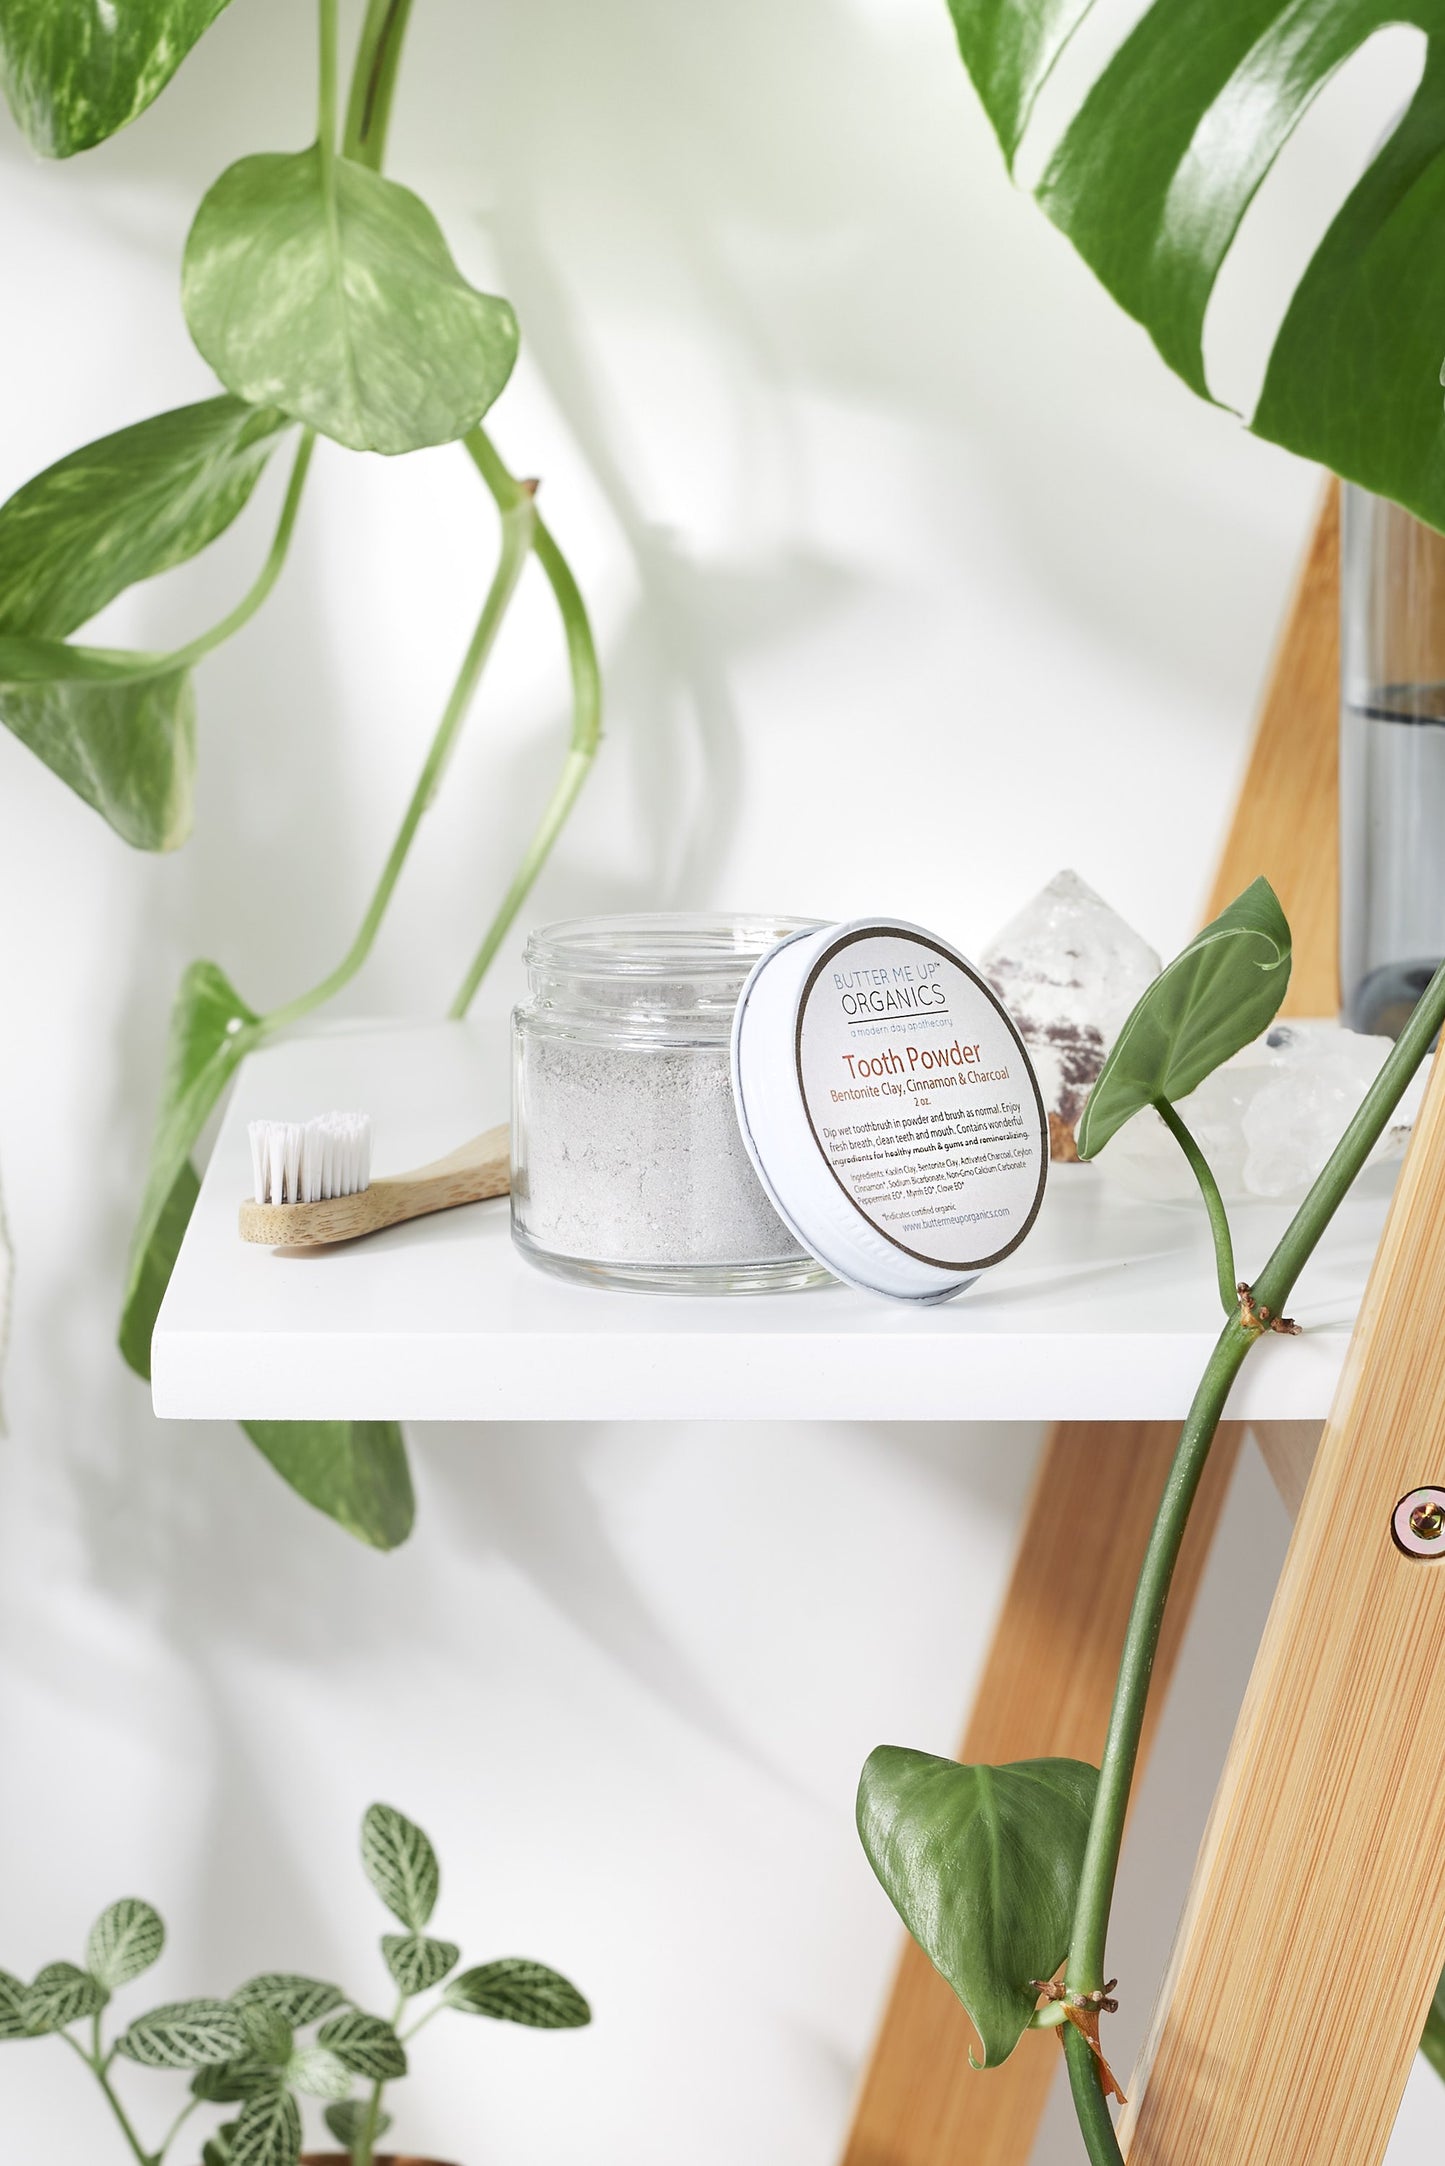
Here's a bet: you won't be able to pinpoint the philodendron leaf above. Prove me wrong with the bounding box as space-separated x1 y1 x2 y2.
0 637 195 850
0 0 231 157
231 1974 343 2029
119 958 261 1382
382 1933 460 1998
856 1747 1099 2068
316 2009 407 2083
242 1422 416 1551
86 1899 165 1990
444 1958 591 2029
361 1804 439 1931
325 2100 392 2150
286 2043 352 2100
230 2086 301 2166
0 397 290 640
1076 879 1292 1160
0 1970 27 2040
183 146 518 454
24 1962 108 2033
116 1998 249 2069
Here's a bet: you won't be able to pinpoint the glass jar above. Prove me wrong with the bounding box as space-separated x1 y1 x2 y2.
1340 484 1445 1035
511 913 831 1293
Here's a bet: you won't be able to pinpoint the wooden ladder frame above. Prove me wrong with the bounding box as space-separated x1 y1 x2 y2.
843 483 1445 2166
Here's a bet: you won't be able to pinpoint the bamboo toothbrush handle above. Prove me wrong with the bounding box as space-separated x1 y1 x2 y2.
238 1124 510 1248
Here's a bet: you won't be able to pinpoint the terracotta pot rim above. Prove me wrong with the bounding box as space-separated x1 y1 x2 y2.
300 2154 461 2165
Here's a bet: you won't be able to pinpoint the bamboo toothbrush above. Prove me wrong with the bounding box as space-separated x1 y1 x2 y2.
239 1112 509 1248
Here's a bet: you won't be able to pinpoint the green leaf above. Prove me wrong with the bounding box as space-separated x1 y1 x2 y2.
381 1934 460 1998
0 0 232 157
115 1998 249 2069
316 2009 407 2083
119 958 260 1381
230 2005 293 2064
324 2100 392 2150
242 1422 416 1551
0 397 289 640
202 2120 241 2166
0 1970 28 2041
444 1958 591 2030
23 1962 108 2033
182 145 518 455
0 636 194 851
1422 1963 1445 2084
230 2087 301 2166
286 2043 353 2100
1076 879 1292 1159
361 1805 439 1931
944 0 1445 531
856 1746 1099 2068
85 1899 165 1990
230 1974 343 2029
191 2055 286 2104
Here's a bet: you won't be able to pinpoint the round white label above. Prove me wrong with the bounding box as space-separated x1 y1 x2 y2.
794 926 1047 1270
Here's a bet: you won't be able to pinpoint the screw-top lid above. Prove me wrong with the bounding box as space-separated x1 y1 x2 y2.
731 918 1048 1303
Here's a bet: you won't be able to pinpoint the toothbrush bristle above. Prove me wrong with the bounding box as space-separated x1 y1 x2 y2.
247 1113 372 1205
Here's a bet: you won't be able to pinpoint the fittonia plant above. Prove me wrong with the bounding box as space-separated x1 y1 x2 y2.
0 1804 589 2166
857 883 1445 2163
0 1 602 1549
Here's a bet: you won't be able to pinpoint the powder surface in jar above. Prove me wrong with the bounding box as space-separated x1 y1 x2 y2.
518 1038 805 1265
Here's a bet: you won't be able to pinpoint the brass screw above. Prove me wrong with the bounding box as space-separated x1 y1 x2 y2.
1410 1501 1445 1542
1393 1488 1445 1557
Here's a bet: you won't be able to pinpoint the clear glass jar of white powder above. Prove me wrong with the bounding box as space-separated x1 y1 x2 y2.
512 914 830 1292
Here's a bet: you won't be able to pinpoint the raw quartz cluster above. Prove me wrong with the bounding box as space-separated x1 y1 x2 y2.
1095 1021 1425 1207
981 870 1161 1160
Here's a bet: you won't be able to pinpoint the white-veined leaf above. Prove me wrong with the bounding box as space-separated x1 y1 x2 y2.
0 1970 28 2041
230 2086 300 2166
116 1998 248 2068
286 2043 352 2100
444 1958 591 2029
86 1899 165 1990
191 2054 286 2103
316 2008 407 2082
202 2119 240 2166
381 1934 459 1998
24 1962 108 2033
230 1973 343 2028
324 2100 391 2149
360 1805 438 1930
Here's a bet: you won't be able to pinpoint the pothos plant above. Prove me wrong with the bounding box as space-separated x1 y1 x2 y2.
0 3 602 1548
857 882 1445 2162
0 1802 590 2166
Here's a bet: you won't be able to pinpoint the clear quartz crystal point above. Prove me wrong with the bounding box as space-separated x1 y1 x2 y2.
1097 1020 1427 1206
980 870 1162 1149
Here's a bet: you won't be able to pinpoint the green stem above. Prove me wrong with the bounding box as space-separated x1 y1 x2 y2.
263 475 537 1035
58 2030 155 2166
353 1994 407 2166
166 432 315 673
317 0 339 167
343 0 416 169
1155 1097 1236 1315
1062 959 1445 2165
152 2093 200 2164
447 427 603 1016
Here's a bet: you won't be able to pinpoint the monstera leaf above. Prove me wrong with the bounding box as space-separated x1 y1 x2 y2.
857 1746 1098 2067
0 0 231 156
183 147 518 455
946 0 1445 530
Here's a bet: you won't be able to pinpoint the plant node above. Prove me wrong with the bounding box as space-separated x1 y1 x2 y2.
1236 1281 1301 1336
1029 1976 1126 2101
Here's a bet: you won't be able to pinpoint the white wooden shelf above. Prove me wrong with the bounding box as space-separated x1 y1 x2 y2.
150 1020 1389 1425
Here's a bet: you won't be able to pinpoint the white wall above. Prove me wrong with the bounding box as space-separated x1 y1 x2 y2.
1 2 1440 2160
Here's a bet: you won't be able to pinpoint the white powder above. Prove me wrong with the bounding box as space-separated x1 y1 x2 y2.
517 1036 805 1265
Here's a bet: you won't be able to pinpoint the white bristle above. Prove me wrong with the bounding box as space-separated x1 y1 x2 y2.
248 1113 372 1205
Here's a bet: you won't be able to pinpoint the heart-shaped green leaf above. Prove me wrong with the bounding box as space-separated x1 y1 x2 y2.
183 146 518 455
316 2008 407 2083
230 1974 343 2029
943 0 1445 534
382 1933 460 1998
324 2100 391 2150
242 1423 415 1551
361 1804 439 1931
857 1747 1098 2068
117 1998 250 2069
286 2043 353 2100
0 397 289 640
86 1899 165 1990
0 637 195 850
1076 879 1292 1159
0 0 232 157
23 1962 108 2034
0 1970 27 2041
444 1958 591 2029
119 959 261 1383
229 2086 301 2166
